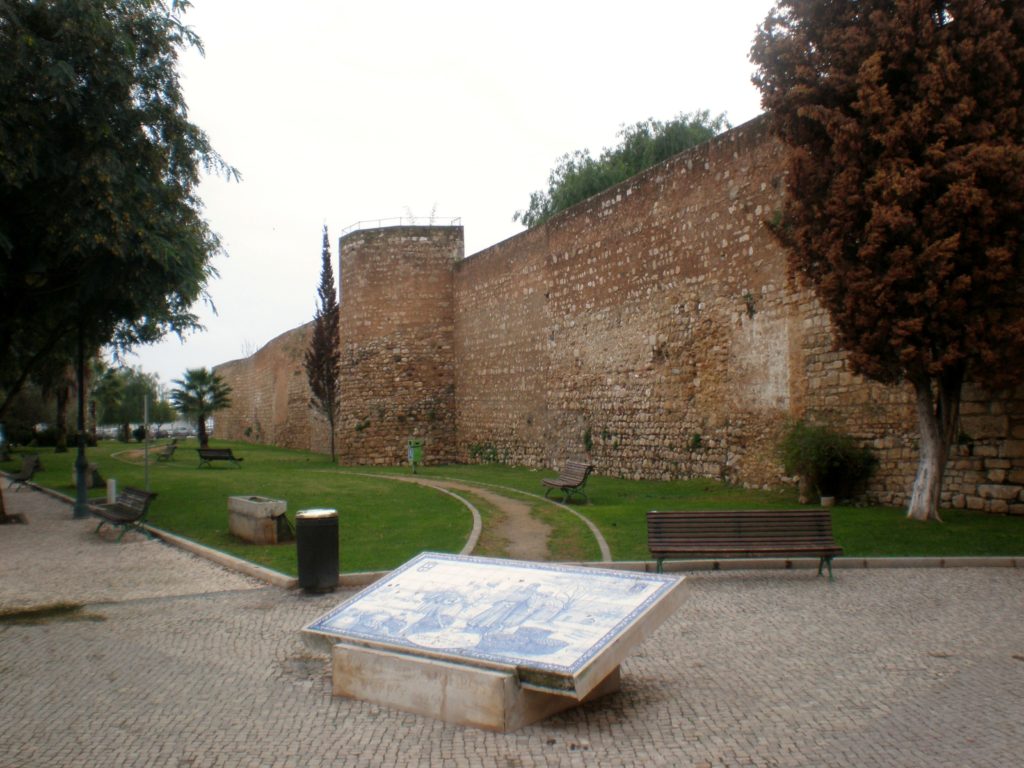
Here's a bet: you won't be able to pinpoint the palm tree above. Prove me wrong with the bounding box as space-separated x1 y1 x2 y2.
169 368 232 448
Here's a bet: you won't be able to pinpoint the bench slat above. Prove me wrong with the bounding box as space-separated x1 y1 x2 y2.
647 509 842 580
542 461 594 503
91 487 157 542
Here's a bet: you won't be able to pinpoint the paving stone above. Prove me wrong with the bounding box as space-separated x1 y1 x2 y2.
1 488 1022 766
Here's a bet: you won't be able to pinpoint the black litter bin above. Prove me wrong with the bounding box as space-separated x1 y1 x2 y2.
296 509 338 592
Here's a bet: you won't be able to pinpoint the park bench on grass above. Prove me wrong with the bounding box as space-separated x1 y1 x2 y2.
542 460 594 503
647 508 843 581
6 455 41 491
91 486 157 542
156 442 177 462
197 447 243 468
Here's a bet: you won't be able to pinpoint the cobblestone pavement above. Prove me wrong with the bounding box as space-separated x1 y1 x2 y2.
1 488 1022 767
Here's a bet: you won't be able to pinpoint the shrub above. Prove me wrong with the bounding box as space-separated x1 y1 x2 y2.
779 420 877 499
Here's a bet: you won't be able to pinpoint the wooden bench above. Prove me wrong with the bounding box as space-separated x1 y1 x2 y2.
647 509 843 580
197 447 243 468
156 443 177 462
6 454 41 491
91 487 158 541
542 461 594 503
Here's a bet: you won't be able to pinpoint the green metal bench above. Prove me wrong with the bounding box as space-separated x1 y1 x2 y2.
647 508 843 580
6 454 41 491
542 460 594 503
197 447 243 468
91 486 158 542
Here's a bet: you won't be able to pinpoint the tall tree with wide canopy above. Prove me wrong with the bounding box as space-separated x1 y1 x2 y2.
0 0 236 515
304 226 342 462
170 368 231 448
751 0 1024 521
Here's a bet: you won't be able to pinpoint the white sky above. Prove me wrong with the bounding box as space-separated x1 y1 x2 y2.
132 0 777 388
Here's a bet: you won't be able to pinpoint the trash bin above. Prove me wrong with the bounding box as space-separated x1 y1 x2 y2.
407 439 423 473
296 509 338 593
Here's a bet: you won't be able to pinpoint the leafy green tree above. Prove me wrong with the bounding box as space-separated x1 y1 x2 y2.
751 1 1024 521
304 226 342 461
43 365 75 453
0 0 236 515
0 0 236 417
514 111 729 228
90 363 125 431
150 396 177 429
170 368 232 448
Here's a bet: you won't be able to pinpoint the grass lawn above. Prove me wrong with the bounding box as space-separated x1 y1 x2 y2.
4 442 1021 571
366 464 1024 560
1 440 472 575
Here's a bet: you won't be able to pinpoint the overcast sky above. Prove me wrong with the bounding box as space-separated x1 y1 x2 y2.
132 0 777 388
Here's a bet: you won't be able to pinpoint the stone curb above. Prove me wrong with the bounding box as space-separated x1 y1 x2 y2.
596 557 1021 572
15 480 1021 588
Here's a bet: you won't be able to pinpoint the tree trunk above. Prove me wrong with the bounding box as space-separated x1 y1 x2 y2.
907 371 963 521
198 417 209 448
54 383 69 453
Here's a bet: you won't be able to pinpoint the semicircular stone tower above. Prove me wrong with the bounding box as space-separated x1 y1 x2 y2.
336 224 464 465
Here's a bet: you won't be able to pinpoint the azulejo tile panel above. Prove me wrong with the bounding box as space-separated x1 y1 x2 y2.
305 553 686 686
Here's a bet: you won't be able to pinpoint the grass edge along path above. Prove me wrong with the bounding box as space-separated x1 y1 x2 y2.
3 441 1022 571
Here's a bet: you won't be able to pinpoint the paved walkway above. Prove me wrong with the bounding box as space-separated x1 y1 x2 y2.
1 487 1022 767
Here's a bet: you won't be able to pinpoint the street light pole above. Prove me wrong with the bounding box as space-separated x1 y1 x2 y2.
73 327 90 518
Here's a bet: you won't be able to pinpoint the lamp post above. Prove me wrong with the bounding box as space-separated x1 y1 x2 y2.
73 327 90 518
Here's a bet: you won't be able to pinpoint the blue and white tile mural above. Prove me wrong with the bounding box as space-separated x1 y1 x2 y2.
306 552 685 675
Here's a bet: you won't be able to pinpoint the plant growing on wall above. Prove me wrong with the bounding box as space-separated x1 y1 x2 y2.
752 1 1024 521
514 111 729 228
304 226 342 462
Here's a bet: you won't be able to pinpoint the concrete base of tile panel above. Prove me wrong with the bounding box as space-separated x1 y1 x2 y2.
331 642 621 732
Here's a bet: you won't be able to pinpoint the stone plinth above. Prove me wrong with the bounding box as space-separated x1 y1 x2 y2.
305 552 690 731
332 642 621 732
228 496 289 545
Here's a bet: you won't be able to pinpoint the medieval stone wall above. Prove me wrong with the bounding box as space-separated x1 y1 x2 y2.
213 117 1024 513
214 323 323 451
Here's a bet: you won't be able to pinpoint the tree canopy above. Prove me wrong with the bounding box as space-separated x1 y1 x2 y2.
514 111 729 228
304 226 342 461
0 0 237 416
751 0 1024 520
92 365 173 438
170 367 231 448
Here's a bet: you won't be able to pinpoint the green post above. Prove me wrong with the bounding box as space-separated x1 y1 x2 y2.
407 439 423 474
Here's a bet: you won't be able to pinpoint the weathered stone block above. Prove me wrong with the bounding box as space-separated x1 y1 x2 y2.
228 495 289 545
999 440 1024 458
977 484 1022 501
983 458 1012 469
960 415 1008 440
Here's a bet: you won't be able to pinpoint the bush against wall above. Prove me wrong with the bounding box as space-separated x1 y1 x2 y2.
779 420 876 500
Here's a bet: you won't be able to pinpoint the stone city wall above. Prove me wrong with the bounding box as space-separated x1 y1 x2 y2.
214 322 325 451
214 117 1024 513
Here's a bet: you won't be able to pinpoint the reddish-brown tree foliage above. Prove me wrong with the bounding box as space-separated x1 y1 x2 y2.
752 1 1024 520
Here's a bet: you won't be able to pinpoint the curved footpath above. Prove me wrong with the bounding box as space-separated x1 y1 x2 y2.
1 486 1022 767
